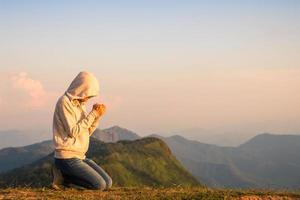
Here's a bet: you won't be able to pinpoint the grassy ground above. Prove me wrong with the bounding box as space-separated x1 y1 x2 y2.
0 187 300 200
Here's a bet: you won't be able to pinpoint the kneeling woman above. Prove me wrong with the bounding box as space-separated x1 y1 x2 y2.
52 71 112 190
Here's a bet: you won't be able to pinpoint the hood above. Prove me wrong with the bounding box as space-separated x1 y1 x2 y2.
65 71 100 100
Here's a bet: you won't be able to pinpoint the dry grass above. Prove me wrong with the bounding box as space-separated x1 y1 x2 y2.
0 187 300 200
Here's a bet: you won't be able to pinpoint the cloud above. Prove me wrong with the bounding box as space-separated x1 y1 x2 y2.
10 72 48 108
0 71 61 129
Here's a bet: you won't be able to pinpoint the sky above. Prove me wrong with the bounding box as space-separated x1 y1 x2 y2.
0 0 299 138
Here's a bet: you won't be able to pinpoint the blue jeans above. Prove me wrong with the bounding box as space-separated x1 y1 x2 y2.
55 157 112 190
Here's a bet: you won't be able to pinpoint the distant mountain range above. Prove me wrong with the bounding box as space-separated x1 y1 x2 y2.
0 127 255 148
155 133 300 189
0 125 300 189
0 137 199 188
0 129 50 149
160 128 255 147
92 126 140 142
0 140 53 173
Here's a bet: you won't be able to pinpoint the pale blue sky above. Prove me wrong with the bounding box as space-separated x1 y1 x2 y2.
0 1 299 136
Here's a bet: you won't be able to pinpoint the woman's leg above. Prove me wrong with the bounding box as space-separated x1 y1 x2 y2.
84 158 113 189
55 158 107 190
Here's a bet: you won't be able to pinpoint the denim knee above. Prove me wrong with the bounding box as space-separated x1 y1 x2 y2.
91 178 106 190
106 177 113 189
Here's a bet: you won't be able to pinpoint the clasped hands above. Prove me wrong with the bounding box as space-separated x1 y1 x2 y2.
92 103 106 116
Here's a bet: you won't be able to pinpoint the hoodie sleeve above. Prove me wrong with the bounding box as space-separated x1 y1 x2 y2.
58 99 99 138
89 115 101 136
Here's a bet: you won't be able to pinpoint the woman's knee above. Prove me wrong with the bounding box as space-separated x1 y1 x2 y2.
106 177 112 189
91 178 107 190
92 177 112 190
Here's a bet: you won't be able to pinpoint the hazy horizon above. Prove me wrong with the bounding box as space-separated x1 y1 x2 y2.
0 1 299 141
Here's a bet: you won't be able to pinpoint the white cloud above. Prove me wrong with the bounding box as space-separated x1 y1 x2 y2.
10 72 48 108
0 72 60 129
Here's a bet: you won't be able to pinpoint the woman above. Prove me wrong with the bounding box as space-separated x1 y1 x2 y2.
52 71 112 190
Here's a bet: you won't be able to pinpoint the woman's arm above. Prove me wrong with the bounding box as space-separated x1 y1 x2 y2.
88 104 106 136
89 115 101 136
58 99 100 138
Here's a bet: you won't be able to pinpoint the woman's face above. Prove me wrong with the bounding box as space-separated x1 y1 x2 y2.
79 96 91 103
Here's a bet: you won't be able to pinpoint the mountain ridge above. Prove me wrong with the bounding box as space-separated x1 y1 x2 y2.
1 125 300 189
0 137 200 188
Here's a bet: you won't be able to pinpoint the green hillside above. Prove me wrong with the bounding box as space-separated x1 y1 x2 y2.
0 137 200 188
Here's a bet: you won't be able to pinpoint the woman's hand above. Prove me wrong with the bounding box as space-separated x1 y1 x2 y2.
93 103 106 116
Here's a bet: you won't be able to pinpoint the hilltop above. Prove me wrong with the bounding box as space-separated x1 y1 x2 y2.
0 137 199 188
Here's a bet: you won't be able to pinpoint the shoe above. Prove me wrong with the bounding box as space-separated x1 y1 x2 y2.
51 164 64 190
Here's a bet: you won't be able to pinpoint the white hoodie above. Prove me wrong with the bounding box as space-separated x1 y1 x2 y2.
52 71 101 159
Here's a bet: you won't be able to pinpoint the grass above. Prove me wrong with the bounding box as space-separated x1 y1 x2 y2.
0 187 300 200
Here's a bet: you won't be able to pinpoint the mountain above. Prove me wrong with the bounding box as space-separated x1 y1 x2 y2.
0 126 139 150
0 126 140 173
158 128 255 147
1 125 300 189
232 134 300 188
156 133 300 189
0 129 50 149
92 125 140 142
155 135 255 188
0 140 54 173
0 137 200 188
